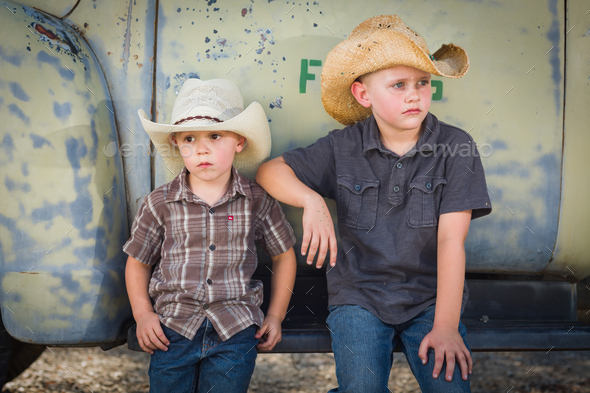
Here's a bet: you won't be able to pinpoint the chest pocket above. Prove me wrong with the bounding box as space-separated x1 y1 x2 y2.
337 175 380 230
407 177 447 228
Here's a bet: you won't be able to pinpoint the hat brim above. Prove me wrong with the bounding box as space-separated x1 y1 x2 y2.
321 29 469 125
138 101 271 179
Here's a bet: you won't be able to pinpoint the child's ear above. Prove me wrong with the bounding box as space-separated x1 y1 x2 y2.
351 81 372 109
236 136 246 153
168 133 178 147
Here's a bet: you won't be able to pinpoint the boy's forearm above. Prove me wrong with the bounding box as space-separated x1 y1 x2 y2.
265 248 297 321
256 156 320 209
433 238 465 330
125 256 156 320
433 211 472 330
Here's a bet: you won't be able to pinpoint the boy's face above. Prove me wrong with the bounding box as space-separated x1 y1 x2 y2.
171 130 245 185
352 65 431 135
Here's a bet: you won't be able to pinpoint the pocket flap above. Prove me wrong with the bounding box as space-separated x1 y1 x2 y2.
337 175 380 195
409 176 447 193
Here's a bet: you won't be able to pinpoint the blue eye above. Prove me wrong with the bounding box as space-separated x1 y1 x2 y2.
419 80 430 86
393 82 404 88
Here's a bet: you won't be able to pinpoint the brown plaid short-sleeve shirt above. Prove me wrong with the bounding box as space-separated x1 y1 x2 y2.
123 167 296 341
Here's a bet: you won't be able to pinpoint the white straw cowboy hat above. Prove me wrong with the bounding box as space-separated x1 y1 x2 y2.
138 78 271 178
321 14 470 125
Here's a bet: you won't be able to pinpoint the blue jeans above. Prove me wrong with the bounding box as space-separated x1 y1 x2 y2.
326 304 471 393
148 319 258 393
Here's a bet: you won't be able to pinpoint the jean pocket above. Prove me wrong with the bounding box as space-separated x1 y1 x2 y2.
336 175 380 230
407 176 446 228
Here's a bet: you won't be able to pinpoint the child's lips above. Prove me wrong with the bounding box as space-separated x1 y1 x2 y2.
198 162 212 168
403 108 421 115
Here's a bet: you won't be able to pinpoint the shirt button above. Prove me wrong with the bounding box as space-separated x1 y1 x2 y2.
209 208 215 214
203 304 209 310
206 278 212 285
393 185 400 193
209 244 216 251
426 182 432 189
354 184 361 191
396 162 403 169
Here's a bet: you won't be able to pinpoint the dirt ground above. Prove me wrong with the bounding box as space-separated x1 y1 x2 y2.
2 346 590 392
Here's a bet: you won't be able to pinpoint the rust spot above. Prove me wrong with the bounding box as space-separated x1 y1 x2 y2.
107 52 112 55
241 8 247 17
138 63 143 68
20 271 39 274
83 22 89 29
133 54 138 60
35 24 57 40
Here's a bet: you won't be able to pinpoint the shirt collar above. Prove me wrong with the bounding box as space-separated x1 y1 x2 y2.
362 112 440 156
166 166 252 204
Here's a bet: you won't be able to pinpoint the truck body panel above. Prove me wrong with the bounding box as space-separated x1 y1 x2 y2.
0 0 589 349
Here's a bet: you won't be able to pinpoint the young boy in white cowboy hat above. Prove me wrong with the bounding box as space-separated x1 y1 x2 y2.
257 15 491 392
124 78 297 393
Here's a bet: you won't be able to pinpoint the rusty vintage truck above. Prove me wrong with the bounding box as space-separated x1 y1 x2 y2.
1 0 589 385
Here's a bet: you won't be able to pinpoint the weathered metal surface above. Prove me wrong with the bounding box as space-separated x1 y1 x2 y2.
0 2 131 344
545 0 590 280
152 1 566 275
15 0 78 19
64 0 156 223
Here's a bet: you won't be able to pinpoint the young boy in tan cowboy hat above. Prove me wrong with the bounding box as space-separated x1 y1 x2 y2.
124 78 297 393
257 15 491 392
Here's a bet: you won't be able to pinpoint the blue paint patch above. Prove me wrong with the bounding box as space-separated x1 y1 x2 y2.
8 104 30 125
485 161 530 178
9 82 30 102
5 177 31 193
205 37 210 43
546 0 562 113
0 46 22 66
65 137 88 170
48 88 55 95
31 200 68 222
53 101 72 122
21 162 29 176
89 118 98 163
1 135 14 162
490 140 508 150
0 213 36 264
30 133 53 149
37 51 75 81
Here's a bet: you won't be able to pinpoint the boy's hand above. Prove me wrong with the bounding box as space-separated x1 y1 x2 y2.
301 195 337 268
135 311 170 355
255 315 282 351
418 326 472 382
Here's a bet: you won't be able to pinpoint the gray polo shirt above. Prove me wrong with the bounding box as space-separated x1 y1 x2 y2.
283 112 492 325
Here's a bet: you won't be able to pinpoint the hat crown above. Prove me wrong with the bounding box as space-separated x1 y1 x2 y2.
171 79 244 126
350 15 430 54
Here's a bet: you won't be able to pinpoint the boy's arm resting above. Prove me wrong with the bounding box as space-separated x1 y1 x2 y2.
255 247 297 351
256 156 337 268
418 210 473 382
125 256 169 354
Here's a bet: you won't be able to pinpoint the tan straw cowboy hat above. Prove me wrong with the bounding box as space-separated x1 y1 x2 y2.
138 78 271 178
321 15 470 125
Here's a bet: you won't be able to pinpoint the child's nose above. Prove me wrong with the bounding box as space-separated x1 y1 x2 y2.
406 87 420 101
195 139 210 153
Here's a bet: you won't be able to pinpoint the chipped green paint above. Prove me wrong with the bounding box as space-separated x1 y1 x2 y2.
299 59 322 93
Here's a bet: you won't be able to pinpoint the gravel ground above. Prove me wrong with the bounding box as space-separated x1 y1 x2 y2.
3 346 590 392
